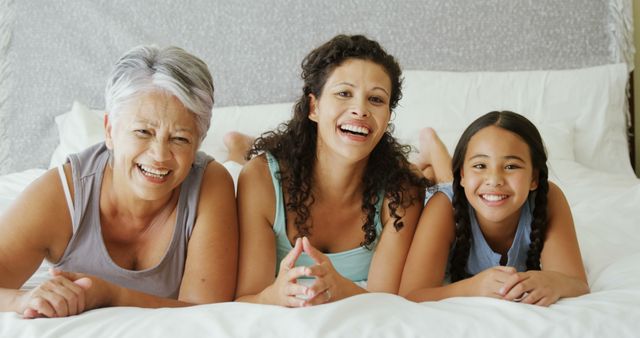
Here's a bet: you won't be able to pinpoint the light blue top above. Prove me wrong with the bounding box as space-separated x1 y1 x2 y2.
425 183 533 275
266 152 384 282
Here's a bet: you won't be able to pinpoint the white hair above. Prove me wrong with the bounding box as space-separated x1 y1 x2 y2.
105 45 214 143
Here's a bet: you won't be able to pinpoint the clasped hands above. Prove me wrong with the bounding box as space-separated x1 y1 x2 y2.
268 237 345 308
469 266 561 306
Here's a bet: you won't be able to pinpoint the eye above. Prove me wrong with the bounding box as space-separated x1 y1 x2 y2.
336 91 351 98
134 129 151 137
471 163 486 169
171 137 191 145
505 164 522 170
369 96 386 105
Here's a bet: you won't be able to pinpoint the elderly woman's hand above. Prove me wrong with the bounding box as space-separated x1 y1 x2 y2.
20 268 92 318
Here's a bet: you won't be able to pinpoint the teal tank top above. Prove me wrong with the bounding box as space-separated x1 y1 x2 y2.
266 152 384 282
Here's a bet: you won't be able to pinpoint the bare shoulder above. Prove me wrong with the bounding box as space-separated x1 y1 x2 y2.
0 167 73 285
239 155 271 181
546 181 566 201
237 155 276 226
196 160 236 213
238 155 274 196
200 160 234 192
5 167 74 241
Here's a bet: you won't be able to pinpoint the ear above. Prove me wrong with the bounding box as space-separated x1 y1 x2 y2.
104 113 114 150
530 169 539 191
459 168 465 187
308 94 319 123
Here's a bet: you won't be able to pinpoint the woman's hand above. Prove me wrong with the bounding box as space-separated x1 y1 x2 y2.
300 237 351 306
464 266 517 298
20 268 92 318
261 238 309 307
500 270 563 306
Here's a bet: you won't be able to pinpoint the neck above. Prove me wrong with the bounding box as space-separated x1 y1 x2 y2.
312 150 367 204
476 212 520 256
102 165 178 230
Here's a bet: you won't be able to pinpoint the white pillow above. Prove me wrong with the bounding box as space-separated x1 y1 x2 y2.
395 64 632 177
203 102 293 161
48 101 105 168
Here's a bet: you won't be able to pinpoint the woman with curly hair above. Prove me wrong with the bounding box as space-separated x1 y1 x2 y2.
233 34 428 307
399 112 589 306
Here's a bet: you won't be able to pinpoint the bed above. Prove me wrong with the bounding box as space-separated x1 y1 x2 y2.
1 1 639 337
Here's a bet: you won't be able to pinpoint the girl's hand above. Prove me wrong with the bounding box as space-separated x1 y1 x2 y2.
20 268 92 318
465 266 517 298
263 238 309 307
500 271 561 306
300 237 348 306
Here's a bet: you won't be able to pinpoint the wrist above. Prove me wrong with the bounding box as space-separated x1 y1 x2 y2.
104 280 124 307
258 284 275 305
456 277 474 297
10 289 28 313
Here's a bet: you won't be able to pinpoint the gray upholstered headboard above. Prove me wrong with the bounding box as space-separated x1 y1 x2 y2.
0 0 634 174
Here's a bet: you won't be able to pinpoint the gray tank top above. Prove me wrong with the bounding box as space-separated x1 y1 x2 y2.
54 142 212 299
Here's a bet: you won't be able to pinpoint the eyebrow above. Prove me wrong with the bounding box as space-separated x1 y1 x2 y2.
133 119 194 133
468 154 526 162
333 81 390 96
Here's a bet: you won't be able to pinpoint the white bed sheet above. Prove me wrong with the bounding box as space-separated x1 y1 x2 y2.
0 159 639 337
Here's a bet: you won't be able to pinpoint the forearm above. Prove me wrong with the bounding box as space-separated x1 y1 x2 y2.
234 286 271 305
337 280 368 300
404 280 472 302
0 288 26 313
549 271 590 298
108 284 193 309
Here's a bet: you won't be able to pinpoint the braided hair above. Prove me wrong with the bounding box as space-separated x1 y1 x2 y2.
248 35 428 248
449 111 549 282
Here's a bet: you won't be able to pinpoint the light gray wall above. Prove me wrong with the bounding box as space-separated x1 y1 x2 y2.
0 0 630 174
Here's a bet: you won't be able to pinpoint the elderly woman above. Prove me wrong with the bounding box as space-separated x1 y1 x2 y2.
0 46 238 317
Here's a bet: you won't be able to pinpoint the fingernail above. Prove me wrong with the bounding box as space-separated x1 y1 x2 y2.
499 287 505 295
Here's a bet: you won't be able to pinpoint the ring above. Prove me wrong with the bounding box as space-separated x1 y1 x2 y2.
325 290 331 301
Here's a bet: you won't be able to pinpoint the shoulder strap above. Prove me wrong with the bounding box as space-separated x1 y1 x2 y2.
57 165 74 217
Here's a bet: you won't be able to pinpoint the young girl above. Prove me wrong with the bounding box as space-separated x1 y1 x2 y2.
399 111 589 306
234 34 427 307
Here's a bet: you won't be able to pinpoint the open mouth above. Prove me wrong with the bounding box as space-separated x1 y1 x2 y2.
339 123 370 137
137 164 171 179
481 194 508 202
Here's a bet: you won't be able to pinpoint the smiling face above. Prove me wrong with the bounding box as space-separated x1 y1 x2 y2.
308 58 392 163
105 91 198 201
460 125 539 229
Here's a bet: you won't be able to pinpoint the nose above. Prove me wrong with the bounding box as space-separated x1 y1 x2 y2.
149 139 172 162
350 97 369 118
484 169 504 187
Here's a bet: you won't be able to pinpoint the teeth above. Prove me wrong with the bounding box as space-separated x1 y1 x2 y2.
138 164 170 178
482 194 507 202
340 124 369 136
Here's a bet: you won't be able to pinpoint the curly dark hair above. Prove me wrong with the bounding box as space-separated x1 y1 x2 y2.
449 111 549 282
248 34 428 248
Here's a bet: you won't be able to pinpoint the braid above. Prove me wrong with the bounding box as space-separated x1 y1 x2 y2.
449 177 472 282
526 171 549 270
